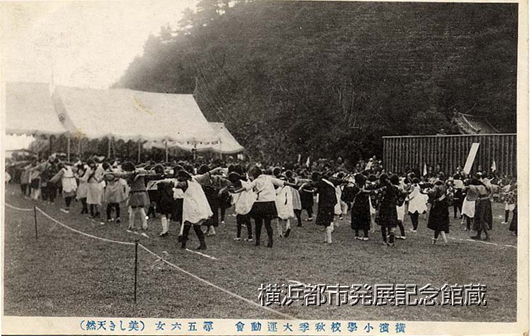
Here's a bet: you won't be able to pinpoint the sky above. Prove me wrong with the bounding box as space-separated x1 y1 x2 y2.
2 0 197 150
2 0 197 89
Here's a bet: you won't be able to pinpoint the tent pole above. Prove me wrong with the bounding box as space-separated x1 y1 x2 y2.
67 136 71 162
107 137 111 159
138 140 141 163
49 136 53 157
111 137 115 160
165 141 169 163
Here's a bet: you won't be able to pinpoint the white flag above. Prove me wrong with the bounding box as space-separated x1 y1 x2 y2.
305 156 310 167
423 163 427 176
491 160 497 172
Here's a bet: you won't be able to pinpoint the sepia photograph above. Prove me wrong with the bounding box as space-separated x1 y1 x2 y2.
1 0 528 334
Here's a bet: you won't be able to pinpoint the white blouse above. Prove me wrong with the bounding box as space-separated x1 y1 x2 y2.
244 175 284 203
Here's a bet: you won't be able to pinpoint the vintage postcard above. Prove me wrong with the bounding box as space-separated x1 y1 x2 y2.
1 0 528 335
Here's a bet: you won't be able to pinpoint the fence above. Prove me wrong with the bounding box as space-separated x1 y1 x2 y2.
382 134 517 176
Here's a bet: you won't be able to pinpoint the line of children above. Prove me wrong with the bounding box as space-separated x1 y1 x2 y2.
12 155 515 249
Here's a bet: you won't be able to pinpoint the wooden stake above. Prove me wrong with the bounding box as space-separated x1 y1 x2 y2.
34 206 38 240
134 241 139 303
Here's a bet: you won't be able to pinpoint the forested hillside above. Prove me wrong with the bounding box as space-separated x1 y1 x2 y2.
116 1 518 163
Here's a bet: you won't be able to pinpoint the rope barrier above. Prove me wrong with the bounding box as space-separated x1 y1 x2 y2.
185 248 218 260
6 201 296 318
7 201 519 250
4 198 518 318
5 203 34 212
36 207 135 246
138 244 296 320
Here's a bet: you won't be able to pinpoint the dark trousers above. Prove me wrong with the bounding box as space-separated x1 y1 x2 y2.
182 224 206 248
236 214 252 239
294 209 302 226
147 204 156 218
65 196 73 208
303 206 313 219
107 203 121 219
204 206 219 229
454 203 462 218
90 204 100 218
21 184 28 195
220 206 227 222
42 184 56 202
80 198 88 214
410 212 419 230
254 218 273 247
381 226 395 244
49 185 57 202
397 220 406 236
465 215 472 230
355 228 369 237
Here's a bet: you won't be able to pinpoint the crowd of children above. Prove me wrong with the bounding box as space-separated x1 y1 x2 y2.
11 154 517 250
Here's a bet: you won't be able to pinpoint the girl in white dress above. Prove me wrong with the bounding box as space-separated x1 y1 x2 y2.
407 178 428 232
85 159 105 220
227 172 255 241
50 162 78 213
272 168 295 238
175 170 212 250
75 164 89 214
276 183 295 237
461 179 476 231
285 170 303 227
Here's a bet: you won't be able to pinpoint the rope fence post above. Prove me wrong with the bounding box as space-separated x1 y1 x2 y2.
134 240 139 303
33 206 38 240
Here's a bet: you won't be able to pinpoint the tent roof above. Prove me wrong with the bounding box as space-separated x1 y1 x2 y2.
144 122 244 154
5 82 66 135
208 122 244 154
53 86 218 142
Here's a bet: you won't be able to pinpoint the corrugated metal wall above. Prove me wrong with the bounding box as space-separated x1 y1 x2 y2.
383 134 517 176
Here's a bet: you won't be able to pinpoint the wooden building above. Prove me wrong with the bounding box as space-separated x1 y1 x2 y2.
383 134 517 177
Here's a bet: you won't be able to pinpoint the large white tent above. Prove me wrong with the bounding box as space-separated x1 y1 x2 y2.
5 82 244 158
6 82 65 135
52 85 219 145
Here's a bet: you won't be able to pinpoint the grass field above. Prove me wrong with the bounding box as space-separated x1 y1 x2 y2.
3 183 517 321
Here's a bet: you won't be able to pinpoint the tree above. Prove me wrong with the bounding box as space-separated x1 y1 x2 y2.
115 1 517 163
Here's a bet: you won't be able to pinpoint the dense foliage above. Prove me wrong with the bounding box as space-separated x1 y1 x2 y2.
116 1 518 164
